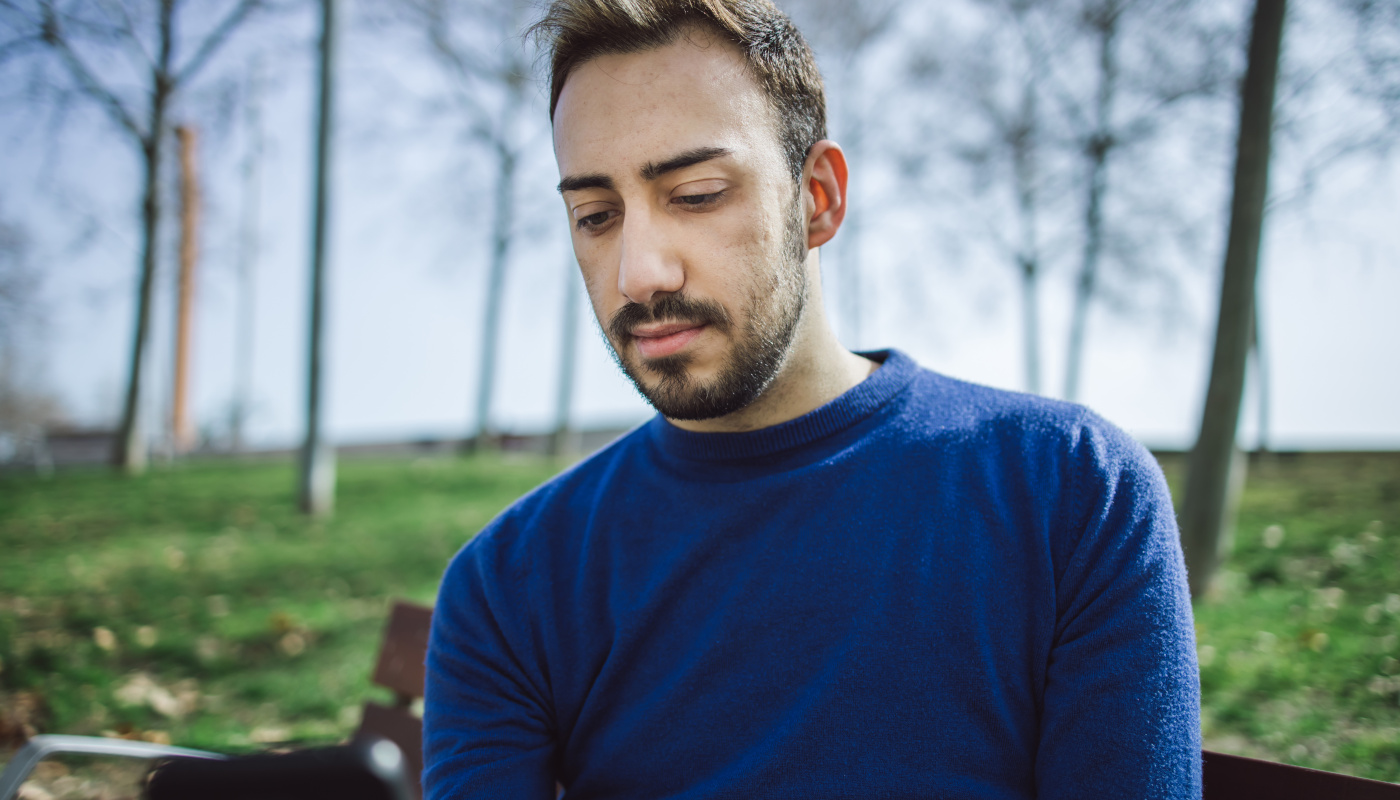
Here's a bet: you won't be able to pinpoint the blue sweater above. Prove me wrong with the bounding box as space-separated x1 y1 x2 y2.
424 350 1201 799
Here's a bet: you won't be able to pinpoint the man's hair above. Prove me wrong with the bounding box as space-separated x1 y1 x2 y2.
530 0 826 184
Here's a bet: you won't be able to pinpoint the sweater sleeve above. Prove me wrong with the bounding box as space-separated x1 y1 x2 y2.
422 521 558 800
1035 417 1202 799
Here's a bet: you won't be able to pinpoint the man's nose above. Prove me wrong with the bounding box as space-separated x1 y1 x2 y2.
617 210 683 305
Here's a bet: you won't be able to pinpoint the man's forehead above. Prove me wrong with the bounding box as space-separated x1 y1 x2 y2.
551 33 779 182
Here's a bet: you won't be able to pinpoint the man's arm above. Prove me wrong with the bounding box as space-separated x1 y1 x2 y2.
422 528 558 800
1035 418 1202 798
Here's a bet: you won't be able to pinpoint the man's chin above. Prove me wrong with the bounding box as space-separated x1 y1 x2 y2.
630 351 696 382
647 388 750 422
609 334 777 421
633 363 767 422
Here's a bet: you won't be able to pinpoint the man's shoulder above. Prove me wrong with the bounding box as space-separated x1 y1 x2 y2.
895 355 1158 482
897 358 1085 441
904 361 1084 429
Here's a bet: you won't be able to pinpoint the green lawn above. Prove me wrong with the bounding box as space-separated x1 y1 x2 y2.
2 451 1398 781
0 455 559 753
1162 452 1400 781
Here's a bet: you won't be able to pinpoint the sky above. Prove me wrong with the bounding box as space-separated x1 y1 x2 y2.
2 1 1397 455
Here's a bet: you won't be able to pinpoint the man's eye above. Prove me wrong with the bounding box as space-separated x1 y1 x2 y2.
576 210 617 231
674 191 724 208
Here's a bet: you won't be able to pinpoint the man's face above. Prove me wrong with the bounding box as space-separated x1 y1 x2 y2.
553 29 809 420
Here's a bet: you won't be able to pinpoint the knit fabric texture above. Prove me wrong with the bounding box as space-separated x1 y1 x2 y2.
423 350 1202 799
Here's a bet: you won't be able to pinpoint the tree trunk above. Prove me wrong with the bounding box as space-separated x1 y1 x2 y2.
112 134 162 474
1062 153 1104 403
1063 2 1119 403
470 142 517 452
172 125 199 455
551 256 581 458
1180 0 1286 598
1013 82 1042 395
1019 260 1041 395
112 1 176 475
299 0 337 516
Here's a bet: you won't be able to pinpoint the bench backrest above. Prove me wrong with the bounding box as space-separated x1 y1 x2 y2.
371 601 433 706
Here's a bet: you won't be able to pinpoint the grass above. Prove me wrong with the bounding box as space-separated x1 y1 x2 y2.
0 454 559 753
1 450 1398 782
1161 451 1400 781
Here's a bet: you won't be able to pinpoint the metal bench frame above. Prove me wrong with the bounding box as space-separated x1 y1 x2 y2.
0 734 223 800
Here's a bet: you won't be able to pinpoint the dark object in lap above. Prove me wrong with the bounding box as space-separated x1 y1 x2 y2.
145 737 416 800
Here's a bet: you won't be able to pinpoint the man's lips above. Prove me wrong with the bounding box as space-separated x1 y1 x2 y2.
631 322 708 359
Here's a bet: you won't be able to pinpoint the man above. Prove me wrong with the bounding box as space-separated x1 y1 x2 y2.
424 0 1200 797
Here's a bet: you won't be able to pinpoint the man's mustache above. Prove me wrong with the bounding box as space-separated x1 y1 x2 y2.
608 293 733 343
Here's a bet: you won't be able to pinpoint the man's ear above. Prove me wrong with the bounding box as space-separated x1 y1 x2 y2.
803 140 848 249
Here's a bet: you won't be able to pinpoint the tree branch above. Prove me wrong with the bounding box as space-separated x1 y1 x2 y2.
0 0 39 23
0 33 43 68
174 0 260 89
93 0 158 74
425 25 495 130
39 3 144 142
422 0 489 78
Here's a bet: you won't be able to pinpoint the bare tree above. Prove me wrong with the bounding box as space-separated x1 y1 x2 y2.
381 0 543 451
1180 0 1399 594
1059 0 1123 403
909 0 1227 397
0 210 36 349
918 1 1067 394
1019 0 1232 401
0 204 61 470
0 0 264 473
1341 0 1400 136
1179 0 1286 599
300 0 336 517
1268 0 1400 209
171 123 200 455
551 254 582 458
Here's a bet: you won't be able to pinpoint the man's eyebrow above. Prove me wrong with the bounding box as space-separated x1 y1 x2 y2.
640 146 731 182
557 173 615 194
556 147 731 194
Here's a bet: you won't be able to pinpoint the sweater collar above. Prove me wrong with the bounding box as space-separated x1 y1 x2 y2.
647 349 917 463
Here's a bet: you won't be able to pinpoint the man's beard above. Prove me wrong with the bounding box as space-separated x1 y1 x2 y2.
604 199 809 421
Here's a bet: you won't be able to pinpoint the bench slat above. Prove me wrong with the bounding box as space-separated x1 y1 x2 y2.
371 601 433 702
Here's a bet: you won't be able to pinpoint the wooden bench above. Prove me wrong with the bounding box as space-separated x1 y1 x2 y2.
361 599 1400 798
355 600 434 799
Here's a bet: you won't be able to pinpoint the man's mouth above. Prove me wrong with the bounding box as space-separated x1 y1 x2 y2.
630 321 708 360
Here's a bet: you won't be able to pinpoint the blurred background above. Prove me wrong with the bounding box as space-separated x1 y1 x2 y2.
0 0 1395 460
1 0 1398 790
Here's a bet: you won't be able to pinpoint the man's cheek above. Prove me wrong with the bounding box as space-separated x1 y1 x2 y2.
576 257 616 310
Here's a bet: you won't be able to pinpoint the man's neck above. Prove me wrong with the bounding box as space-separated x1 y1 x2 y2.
666 318 877 434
